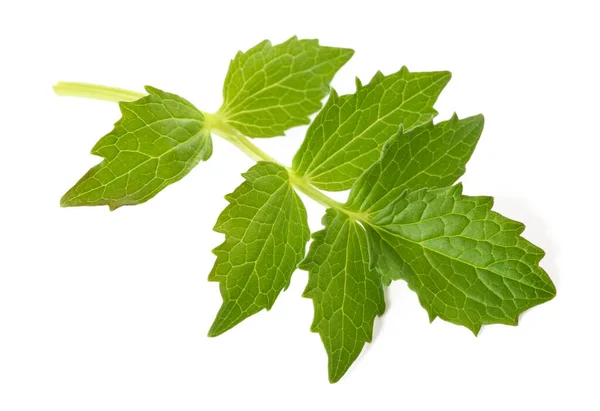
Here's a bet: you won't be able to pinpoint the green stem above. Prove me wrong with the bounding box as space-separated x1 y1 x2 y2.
53 82 146 102
290 174 348 211
53 82 358 217
203 114 279 164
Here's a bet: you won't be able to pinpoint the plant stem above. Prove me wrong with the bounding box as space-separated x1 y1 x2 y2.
289 174 350 212
53 82 358 217
203 114 280 164
53 82 146 102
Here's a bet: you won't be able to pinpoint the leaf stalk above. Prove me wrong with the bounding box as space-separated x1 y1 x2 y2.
53 82 146 102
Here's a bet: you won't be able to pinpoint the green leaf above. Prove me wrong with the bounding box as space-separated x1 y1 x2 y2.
347 114 484 214
300 209 385 383
61 86 212 210
217 36 354 138
360 184 556 334
292 67 451 191
208 162 310 336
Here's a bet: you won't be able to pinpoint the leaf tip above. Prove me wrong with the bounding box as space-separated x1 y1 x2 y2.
473 113 485 124
206 328 220 338
60 190 82 208
328 364 348 384
143 85 159 95
355 77 363 90
437 70 452 82
59 194 71 208
450 183 464 196
328 88 340 102
428 311 437 323
471 323 482 336
328 374 342 384
207 319 228 338
369 70 385 85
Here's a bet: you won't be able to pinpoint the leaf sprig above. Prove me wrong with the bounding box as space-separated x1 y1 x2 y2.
54 36 556 383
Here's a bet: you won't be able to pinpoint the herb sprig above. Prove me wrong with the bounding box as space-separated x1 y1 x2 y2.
54 36 555 383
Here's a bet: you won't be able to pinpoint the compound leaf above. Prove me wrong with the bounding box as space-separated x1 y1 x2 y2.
218 36 353 138
300 209 385 383
292 67 451 191
55 38 557 385
208 162 310 336
61 86 212 210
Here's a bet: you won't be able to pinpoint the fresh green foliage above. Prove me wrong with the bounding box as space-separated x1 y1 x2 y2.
292 67 451 191
300 209 385 383
56 37 556 383
61 86 212 210
347 114 484 213
360 184 555 334
217 36 353 138
208 162 309 336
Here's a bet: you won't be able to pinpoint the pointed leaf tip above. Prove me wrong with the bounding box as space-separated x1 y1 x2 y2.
355 77 363 90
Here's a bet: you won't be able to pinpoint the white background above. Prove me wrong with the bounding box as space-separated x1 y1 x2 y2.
1 0 598 409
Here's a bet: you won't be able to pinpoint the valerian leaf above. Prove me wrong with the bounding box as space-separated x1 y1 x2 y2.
61 86 212 210
217 36 354 138
56 39 556 384
208 162 310 336
356 183 556 334
347 114 484 214
340 118 556 333
292 67 451 191
299 209 385 383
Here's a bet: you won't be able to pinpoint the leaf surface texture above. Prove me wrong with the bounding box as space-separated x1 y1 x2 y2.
292 68 451 191
62 86 212 209
218 37 353 138
209 162 310 336
347 114 484 213
300 209 385 382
